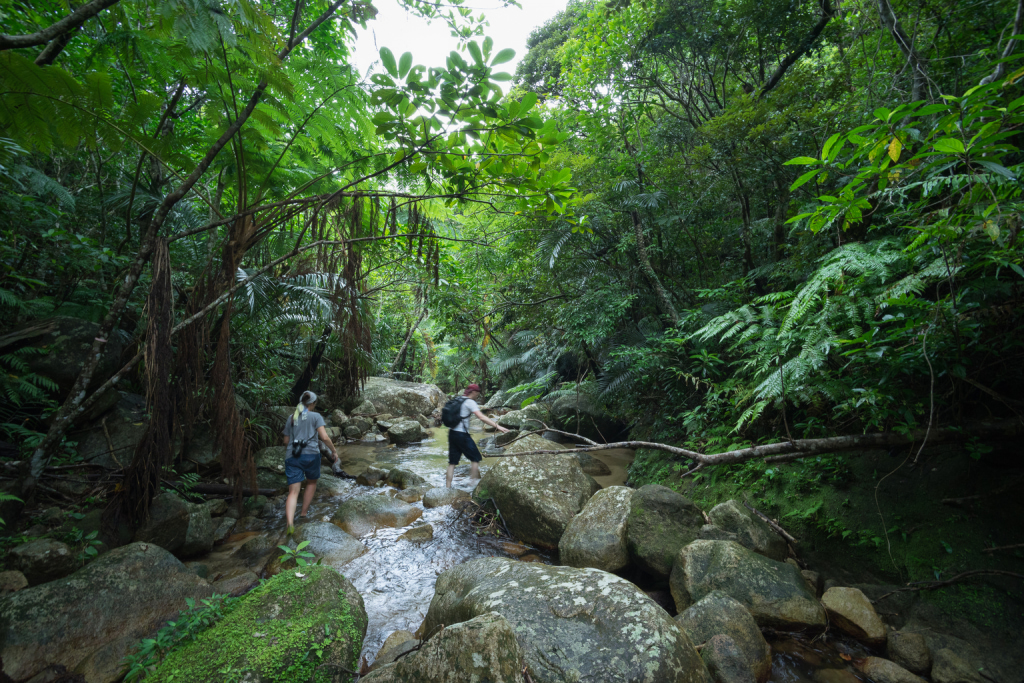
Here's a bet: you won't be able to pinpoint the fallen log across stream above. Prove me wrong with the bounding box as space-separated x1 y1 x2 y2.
486 419 1024 474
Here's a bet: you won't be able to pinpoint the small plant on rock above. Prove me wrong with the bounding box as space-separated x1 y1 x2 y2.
277 540 317 567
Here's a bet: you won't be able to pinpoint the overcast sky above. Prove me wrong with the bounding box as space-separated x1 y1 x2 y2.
351 0 569 78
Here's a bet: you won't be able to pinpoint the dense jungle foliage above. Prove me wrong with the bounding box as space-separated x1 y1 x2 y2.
1 0 1023 618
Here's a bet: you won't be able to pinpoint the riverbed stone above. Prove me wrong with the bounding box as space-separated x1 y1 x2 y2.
501 432 567 455
371 630 418 670
702 634 756 683
888 631 931 675
357 466 390 486
626 484 705 578
331 494 422 536
0 542 213 683
423 557 709 683
205 498 229 516
931 648 985 683
131 492 190 555
0 571 27 594
472 453 600 549
364 612 527 683
497 403 550 431
254 445 287 472
179 505 215 558
388 420 429 445
573 451 612 476
394 486 426 503
386 467 428 489
707 500 788 562
233 533 277 565
821 587 887 645
495 429 520 446
361 377 445 416
858 657 927 683
675 591 772 683
147 566 366 682
211 568 259 597
10 538 77 587
670 540 826 630
423 487 471 508
294 522 368 567
344 424 363 438
559 485 633 572
398 524 434 543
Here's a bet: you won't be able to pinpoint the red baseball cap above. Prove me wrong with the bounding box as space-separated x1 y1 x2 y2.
464 383 482 395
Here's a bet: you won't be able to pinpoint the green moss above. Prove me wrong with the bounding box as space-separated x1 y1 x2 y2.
148 566 365 683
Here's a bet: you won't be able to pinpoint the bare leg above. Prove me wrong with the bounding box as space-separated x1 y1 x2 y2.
285 482 302 530
446 464 455 488
300 480 317 517
470 461 480 480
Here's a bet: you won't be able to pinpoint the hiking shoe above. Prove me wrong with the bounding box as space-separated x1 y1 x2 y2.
287 525 295 536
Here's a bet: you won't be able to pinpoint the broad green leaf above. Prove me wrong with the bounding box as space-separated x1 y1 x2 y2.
519 92 538 114
408 160 428 173
491 48 516 65
790 169 821 191
483 36 494 59
873 107 891 121
975 160 1017 180
932 138 965 154
821 133 841 161
467 41 483 65
490 72 512 82
785 156 820 166
399 52 413 79
380 47 398 77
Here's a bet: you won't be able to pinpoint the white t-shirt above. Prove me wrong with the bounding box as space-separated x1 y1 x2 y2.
452 398 479 433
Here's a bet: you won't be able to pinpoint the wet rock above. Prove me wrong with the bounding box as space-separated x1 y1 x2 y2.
255 469 289 491
559 485 632 572
423 487 471 508
254 446 287 473
353 399 376 415
344 425 363 438
363 431 386 443
325 425 344 439
0 542 213 682
147 566 366 682
243 495 269 516
205 498 229 516
814 669 861 683
670 540 826 630
675 591 772 683
423 558 709 683
211 568 259 597
388 419 429 445
702 634 756 683
361 377 445 416
888 631 931 675
495 429 520 445
133 493 191 557
699 524 739 542
376 419 394 431
0 571 27 594
707 500 788 562
357 466 390 486
802 570 823 598
75 393 147 469
497 403 550 431
394 486 427 503
331 495 422 536
329 408 348 426
626 484 705 578
573 451 612 476
931 648 985 683
178 424 221 467
472 453 600 549
363 612 526 682
398 524 434 543
386 467 428 489
415 414 432 430
371 629 417 671
821 587 887 646
39 507 63 526
501 432 566 455
184 561 209 578
179 504 215 558
11 538 77 586
233 533 277 565
857 657 927 683
294 522 368 567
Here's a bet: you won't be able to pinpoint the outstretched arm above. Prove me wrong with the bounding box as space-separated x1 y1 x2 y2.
317 425 339 462
473 409 509 433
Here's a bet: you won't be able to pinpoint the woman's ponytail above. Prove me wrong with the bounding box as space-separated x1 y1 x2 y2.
293 390 317 423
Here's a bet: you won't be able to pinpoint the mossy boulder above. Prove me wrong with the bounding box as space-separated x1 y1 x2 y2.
670 540 826 631
134 492 191 555
472 454 600 549
857 657 928 683
388 420 429 445
702 634 757 683
357 466 389 486
385 467 428 490
293 522 368 568
0 542 212 682
10 538 77 586
559 485 633 572
363 612 527 682
148 566 367 683
573 452 612 476
821 587 887 646
423 557 710 683
180 504 215 558
422 487 471 508
707 500 788 562
626 484 705 578
675 591 772 683
360 377 445 416
254 446 288 473
331 495 422 536
75 392 147 469
497 403 550 431
887 631 931 675
501 433 567 455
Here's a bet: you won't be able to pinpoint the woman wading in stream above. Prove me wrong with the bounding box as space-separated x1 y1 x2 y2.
282 391 343 535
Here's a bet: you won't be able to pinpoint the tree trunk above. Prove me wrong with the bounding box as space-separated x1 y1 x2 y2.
390 308 428 376
290 325 333 404
631 210 680 326
876 0 929 101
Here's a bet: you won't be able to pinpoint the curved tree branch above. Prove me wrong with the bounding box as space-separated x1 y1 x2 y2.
0 0 121 51
981 0 1024 85
760 0 834 97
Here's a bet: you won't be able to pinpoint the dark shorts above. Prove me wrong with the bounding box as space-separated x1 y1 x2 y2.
448 430 482 465
285 452 321 484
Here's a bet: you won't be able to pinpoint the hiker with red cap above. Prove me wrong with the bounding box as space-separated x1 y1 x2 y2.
443 383 507 487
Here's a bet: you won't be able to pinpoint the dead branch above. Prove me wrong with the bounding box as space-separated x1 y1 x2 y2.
743 501 799 546
981 543 1024 554
873 570 1024 603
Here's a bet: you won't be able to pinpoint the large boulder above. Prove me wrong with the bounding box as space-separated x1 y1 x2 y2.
361 377 445 416
702 635 757 683
821 587 887 646
75 392 147 469
626 484 705 578
294 522 368 567
133 492 190 555
331 495 422 536
147 566 367 682
887 630 931 675
574 452 612 476
177 424 221 467
707 500 788 562
670 540 826 631
559 485 633 572
675 591 772 683
550 394 624 442
501 433 567 455
179 504 215 558
857 657 928 683
389 419 429 445
386 467 428 489
472 454 600 549
0 542 213 682
253 445 287 473
0 316 123 413
497 403 551 431
363 612 527 682
423 558 710 683
10 538 77 586
423 487 471 508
